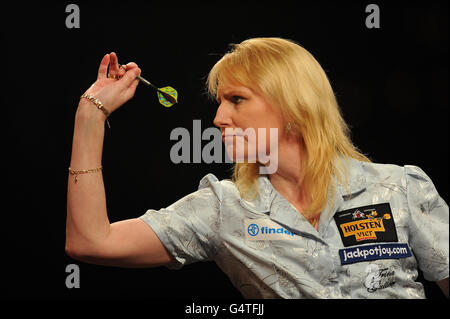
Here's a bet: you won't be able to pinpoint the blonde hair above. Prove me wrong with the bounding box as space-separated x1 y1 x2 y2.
207 37 370 219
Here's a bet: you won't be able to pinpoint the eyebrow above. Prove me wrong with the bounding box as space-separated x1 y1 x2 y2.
216 88 249 102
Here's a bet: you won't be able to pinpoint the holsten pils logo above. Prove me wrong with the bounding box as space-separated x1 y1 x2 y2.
244 219 299 241
343 214 385 241
334 203 398 247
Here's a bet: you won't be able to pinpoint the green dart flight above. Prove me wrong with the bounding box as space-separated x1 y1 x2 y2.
119 64 178 107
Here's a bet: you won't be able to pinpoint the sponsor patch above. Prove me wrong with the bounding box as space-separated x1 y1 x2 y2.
339 243 412 265
334 203 398 247
244 218 300 241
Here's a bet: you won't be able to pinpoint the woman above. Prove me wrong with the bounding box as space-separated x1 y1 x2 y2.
66 37 449 298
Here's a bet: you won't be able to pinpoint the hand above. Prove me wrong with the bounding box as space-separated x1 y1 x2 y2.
80 52 141 115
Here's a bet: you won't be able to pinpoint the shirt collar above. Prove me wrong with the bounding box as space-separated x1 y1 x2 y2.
333 157 368 200
238 174 273 215
239 157 369 233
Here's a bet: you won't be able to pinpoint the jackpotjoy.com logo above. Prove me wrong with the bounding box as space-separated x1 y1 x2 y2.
169 120 279 174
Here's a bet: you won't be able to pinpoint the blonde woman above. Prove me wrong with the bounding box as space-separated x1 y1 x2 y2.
66 38 448 298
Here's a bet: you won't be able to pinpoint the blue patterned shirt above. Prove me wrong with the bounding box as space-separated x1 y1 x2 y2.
139 158 449 298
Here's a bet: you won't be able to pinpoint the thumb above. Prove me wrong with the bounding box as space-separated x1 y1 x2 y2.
121 66 141 87
127 72 141 92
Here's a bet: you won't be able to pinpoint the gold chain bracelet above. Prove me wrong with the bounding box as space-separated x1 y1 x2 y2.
80 93 111 129
68 166 103 183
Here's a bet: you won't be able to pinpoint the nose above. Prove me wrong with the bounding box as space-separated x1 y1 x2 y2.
213 102 233 129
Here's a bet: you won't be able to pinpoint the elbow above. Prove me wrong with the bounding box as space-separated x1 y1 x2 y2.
65 240 83 260
65 227 95 261
65 237 106 265
65 230 79 259
65 243 95 263
65 238 93 262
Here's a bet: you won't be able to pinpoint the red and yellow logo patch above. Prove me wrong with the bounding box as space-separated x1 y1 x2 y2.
340 217 385 241
334 203 398 247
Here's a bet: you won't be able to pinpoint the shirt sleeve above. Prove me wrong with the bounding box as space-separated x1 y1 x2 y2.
405 165 449 281
138 174 222 270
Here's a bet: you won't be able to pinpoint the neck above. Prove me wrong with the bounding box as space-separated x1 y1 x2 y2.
267 135 309 209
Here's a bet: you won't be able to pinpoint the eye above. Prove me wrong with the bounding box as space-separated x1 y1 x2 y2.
232 95 244 104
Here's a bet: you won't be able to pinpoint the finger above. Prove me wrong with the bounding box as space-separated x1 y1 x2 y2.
120 66 141 88
117 63 128 77
97 54 110 80
118 62 138 72
124 62 138 71
109 52 120 75
123 70 142 100
118 63 127 70
128 70 141 90
117 62 137 78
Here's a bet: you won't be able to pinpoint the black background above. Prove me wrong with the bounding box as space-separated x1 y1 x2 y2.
2 0 448 305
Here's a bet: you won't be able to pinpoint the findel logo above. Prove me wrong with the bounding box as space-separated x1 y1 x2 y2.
247 224 260 236
244 219 299 241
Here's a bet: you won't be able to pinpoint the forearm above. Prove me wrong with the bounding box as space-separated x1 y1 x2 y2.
66 101 110 254
437 277 449 298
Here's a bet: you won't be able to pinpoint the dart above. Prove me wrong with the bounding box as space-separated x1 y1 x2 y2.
119 64 178 107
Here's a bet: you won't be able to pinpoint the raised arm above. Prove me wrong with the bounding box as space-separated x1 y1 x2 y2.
437 278 449 298
66 53 173 267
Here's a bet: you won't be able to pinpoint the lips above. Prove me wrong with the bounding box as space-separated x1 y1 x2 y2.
222 134 245 142
222 135 232 142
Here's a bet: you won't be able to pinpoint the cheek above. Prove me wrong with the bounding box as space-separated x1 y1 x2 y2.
251 126 280 155
224 136 248 162
224 129 278 163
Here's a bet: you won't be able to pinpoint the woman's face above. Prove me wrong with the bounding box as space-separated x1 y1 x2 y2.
213 83 284 169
